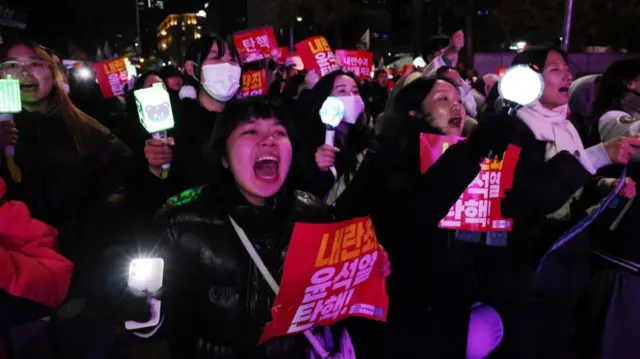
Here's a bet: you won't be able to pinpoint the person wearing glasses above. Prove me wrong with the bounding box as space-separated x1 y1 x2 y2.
0 38 132 359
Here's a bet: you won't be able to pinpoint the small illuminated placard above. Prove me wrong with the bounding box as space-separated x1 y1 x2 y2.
413 56 427 68
319 96 345 128
0 76 21 113
126 63 138 79
498 65 544 106
134 82 175 133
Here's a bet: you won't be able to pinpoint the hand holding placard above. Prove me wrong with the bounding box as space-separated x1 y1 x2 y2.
135 83 175 171
0 75 22 183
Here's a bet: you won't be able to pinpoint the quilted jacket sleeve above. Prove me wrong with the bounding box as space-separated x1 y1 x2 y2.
0 178 74 308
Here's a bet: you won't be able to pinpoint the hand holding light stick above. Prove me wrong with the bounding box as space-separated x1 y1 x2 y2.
126 257 164 331
319 97 345 179
0 75 22 183
135 83 175 170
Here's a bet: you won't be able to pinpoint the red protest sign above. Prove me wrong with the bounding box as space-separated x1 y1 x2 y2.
260 217 388 344
295 36 340 77
335 50 373 79
92 58 129 99
238 70 268 98
420 133 521 232
273 47 289 64
233 26 278 63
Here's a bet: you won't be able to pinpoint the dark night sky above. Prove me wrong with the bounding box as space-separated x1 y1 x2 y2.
4 0 202 54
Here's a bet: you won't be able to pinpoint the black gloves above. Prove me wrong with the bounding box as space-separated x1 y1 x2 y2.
466 110 515 161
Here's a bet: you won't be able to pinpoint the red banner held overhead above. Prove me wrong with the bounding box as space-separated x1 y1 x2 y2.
260 217 388 344
335 49 373 79
92 58 130 99
295 36 340 77
233 26 278 63
420 134 521 232
238 70 268 98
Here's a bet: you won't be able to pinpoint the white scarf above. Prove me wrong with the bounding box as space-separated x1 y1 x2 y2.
516 101 585 162
517 101 586 220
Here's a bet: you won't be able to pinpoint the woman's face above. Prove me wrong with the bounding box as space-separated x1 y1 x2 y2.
225 118 293 206
540 50 573 109
331 75 359 96
1 44 53 106
420 79 465 136
143 74 165 89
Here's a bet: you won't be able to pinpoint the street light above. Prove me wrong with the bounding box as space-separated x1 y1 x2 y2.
296 17 303 22
197 10 206 18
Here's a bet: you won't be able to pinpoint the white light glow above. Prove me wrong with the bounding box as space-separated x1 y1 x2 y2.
498 65 544 106
129 259 153 282
296 17 303 22
413 56 426 68
197 10 207 18
319 96 345 128
76 67 92 79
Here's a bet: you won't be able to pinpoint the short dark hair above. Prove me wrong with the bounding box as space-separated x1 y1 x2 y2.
185 32 240 82
204 96 305 205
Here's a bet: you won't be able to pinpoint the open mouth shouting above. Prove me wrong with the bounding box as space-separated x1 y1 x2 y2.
254 154 280 183
19 81 39 93
448 116 463 129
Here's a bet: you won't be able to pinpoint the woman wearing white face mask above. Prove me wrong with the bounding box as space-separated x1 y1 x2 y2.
302 71 372 201
142 33 242 207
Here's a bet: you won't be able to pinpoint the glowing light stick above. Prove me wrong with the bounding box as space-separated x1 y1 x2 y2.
498 64 544 115
319 96 344 180
126 257 164 331
0 75 22 182
319 96 344 147
135 83 174 170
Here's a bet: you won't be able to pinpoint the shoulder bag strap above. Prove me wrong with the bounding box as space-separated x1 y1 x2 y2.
228 216 330 359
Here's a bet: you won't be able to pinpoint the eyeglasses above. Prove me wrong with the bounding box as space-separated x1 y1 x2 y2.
0 60 49 76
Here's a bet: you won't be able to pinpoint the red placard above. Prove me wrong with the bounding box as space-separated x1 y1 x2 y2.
233 26 278 63
92 58 129 99
238 70 268 98
335 49 373 79
295 36 340 77
420 133 521 232
260 217 388 344
273 47 289 64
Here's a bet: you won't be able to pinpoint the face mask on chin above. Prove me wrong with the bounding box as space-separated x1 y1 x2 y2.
200 63 241 102
337 95 365 124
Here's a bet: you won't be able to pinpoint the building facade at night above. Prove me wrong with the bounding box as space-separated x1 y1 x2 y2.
157 13 202 63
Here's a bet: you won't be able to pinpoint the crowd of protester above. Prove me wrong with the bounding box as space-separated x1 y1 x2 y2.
2 27 640 359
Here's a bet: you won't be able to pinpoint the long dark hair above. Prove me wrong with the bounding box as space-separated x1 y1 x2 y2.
0 38 107 156
305 70 374 182
511 46 568 70
204 96 304 210
588 57 640 145
591 57 640 121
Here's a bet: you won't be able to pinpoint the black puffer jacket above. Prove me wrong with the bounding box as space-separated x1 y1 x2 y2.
151 186 343 359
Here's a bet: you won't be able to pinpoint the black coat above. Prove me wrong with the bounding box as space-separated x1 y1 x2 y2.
146 187 346 359
1 109 132 273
